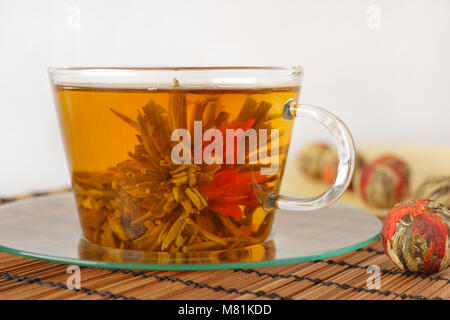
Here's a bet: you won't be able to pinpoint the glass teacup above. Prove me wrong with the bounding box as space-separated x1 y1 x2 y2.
49 66 355 253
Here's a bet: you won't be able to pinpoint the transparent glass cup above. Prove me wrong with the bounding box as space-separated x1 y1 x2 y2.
49 66 355 254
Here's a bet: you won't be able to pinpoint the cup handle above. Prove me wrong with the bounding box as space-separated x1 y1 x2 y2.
265 99 356 211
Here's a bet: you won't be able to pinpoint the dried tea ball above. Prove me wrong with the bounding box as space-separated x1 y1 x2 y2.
378 155 410 181
382 199 450 273
415 176 450 209
298 142 330 178
320 149 338 184
355 155 410 208
320 149 366 190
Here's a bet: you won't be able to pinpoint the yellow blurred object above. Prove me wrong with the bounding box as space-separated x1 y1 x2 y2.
281 144 450 218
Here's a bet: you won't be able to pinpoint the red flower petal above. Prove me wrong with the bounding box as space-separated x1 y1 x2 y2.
198 170 239 199
210 202 243 219
218 118 255 132
196 117 268 220
238 187 260 207
213 195 249 203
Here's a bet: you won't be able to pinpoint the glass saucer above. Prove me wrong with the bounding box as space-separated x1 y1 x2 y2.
0 193 381 270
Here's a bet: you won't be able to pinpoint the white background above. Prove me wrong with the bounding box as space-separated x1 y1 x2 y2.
0 0 449 195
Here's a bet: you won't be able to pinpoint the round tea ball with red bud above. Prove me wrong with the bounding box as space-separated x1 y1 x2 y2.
355 155 410 208
298 142 330 178
415 176 450 209
382 199 450 273
320 149 366 190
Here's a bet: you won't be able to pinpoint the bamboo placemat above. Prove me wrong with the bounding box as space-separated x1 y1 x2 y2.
0 190 449 300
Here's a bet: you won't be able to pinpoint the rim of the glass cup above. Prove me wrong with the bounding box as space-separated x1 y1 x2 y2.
48 65 303 72
48 66 303 88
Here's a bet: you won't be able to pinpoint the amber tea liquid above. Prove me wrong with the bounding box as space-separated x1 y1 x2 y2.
54 84 298 253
